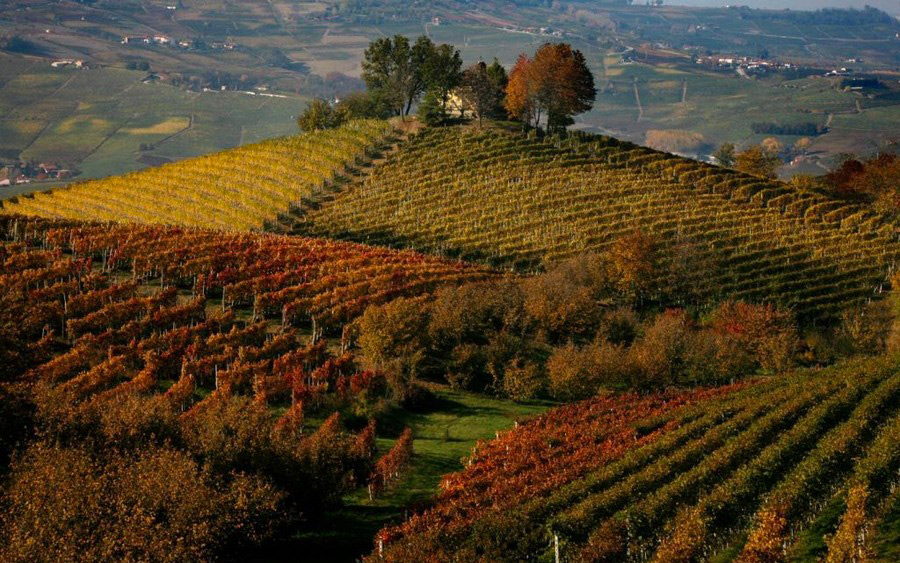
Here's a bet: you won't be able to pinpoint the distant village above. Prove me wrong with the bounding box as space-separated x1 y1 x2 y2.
694 55 797 75
496 24 565 38
0 162 73 187
121 35 236 51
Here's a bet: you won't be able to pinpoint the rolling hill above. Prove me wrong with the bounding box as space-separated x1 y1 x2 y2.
2 121 899 562
371 356 900 563
296 125 898 321
1 120 392 231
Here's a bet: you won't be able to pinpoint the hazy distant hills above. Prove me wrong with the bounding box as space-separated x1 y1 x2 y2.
669 0 900 16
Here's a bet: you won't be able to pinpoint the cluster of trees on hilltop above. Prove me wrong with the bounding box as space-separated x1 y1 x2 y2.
298 35 596 133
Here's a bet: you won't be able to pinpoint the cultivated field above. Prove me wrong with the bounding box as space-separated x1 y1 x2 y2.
299 126 898 321
1 120 391 230
373 356 900 563
0 54 304 187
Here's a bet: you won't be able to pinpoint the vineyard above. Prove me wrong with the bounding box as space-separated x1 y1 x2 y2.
371 357 900 563
1 120 392 231
0 214 494 413
298 126 899 321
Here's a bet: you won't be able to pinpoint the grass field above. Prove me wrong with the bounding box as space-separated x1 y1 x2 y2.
0 53 304 193
288 387 551 562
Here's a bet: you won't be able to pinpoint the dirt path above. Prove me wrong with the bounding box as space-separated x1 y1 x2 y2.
633 79 644 122
155 114 194 147
681 78 687 104
273 124 413 235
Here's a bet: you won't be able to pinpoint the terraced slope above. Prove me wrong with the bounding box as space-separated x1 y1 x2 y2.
1 120 392 231
370 357 900 563
299 126 899 321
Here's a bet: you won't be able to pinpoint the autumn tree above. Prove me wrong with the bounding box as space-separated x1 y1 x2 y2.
735 145 781 178
711 301 798 373
0 442 283 563
609 230 661 305
505 43 596 132
357 297 430 400
761 137 784 157
793 137 812 156
505 54 534 126
825 152 900 214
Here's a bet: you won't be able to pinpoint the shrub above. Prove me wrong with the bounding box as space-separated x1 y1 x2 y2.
357 297 431 401
0 443 283 563
711 301 798 374
502 359 544 401
596 306 641 345
630 310 693 386
523 256 607 343
547 342 598 400
547 341 633 399
836 301 892 356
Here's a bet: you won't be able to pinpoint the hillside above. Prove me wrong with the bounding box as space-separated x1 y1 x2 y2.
1 120 392 230
297 126 898 321
0 214 503 559
0 214 494 338
371 356 900 562
0 213 495 410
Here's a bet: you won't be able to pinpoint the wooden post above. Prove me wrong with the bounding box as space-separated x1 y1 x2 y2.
554 533 560 563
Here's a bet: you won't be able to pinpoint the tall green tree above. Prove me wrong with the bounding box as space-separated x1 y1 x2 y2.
408 36 436 115
485 59 509 117
421 42 463 120
362 35 414 116
362 35 460 118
